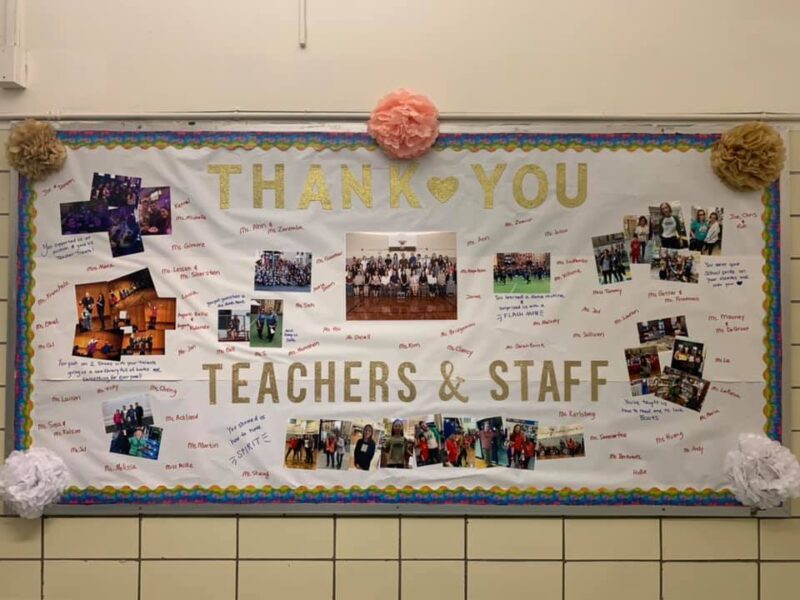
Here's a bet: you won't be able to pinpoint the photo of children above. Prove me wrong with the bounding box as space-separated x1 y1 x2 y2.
350 419 383 471
536 425 586 459
254 251 312 292
380 418 415 468
442 417 478 468
108 204 145 258
138 187 172 235
60 200 110 235
103 394 162 461
671 338 706 377
654 366 711 412
689 207 723 255
636 316 689 352
622 214 655 264
505 418 538 470
249 299 283 348
649 202 688 249
318 420 352 470
412 415 443 467
591 233 632 285
624 345 662 396
475 417 507 468
651 249 699 283
284 419 319 470
492 253 551 294
217 309 250 342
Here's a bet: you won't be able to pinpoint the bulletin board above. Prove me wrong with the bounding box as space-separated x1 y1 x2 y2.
6 122 791 515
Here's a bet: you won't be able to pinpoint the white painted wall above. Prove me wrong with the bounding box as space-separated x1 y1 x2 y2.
0 0 799 117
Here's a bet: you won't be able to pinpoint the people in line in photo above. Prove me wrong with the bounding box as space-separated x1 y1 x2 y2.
254 251 312 291
346 253 456 299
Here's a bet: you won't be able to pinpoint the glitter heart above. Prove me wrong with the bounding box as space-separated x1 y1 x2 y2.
427 176 459 203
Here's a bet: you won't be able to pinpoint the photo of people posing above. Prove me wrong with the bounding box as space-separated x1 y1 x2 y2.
655 366 711 412
651 249 699 284
60 200 110 235
284 419 320 470
217 309 250 342
636 316 689 352
671 338 706 377
138 187 172 235
591 233 632 285
249 299 283 348
536 425 586 459
345 231 457 321
72 268 176 360
493 253 551 294
102 395 162 461
254 251 312 292
91 173 142 208
380 418 415 468
622 214 656 265
412 415 443 467
350 419 383 471
475 416 507 468
624 345 662 396
649 202 688 249
318 420 352 470
108 204 144 258
689 206 723 255
505 418 538 470
441 417 479 468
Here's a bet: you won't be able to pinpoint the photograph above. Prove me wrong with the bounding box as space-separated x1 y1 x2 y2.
505 418 538 470
109 426 163 460
108 205 144 258
441 417 479 468
71 325 123 361
350 419 383 471
649 202 688 250
636 316 689 352
622 214 656 264
651 249 699 284
654 366 711 412
591 232 632 285
254 250 313 292
60 200 110 235
121 330 165 356
689 206 723 255
249 299 283 348
380 418 415 468
317 420 352 470
345 231 457 321
284 419 320 470
493 253 551 294
536 424 586 459
101 395 155 434
474 416 507 468
412 415 443 467
138 187 172 235
217 309 250 342
90 173 142 208
624 345 662 396
671 337 706 377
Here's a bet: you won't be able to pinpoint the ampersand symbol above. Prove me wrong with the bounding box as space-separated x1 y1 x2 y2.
439 361 469 403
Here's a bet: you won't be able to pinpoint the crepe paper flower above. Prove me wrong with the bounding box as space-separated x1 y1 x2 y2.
367 89 440 159
710 122 785 191
5 119 68 182
723 433 800 510
0 447 69 518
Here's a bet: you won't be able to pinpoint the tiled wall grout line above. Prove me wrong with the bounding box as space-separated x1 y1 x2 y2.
757 517 762 600
332 514 337 600
398 516 403 600
659 517 664 600
39 516 44 600
463 517 468 600
137 513 143 600
235 514 240 600
561 517 566 600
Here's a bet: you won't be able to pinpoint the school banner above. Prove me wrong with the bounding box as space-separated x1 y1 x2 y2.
11 128 784 509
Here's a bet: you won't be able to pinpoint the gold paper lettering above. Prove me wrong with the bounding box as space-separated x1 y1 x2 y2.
253 163 285 209
538 360 560 402
489 360 509 400
298 164 333 210
341 165 373 209
591 360 608 402
556 163 588 208
513 360 534 401
398 362 417 402
344 361 362 402
513 164 548 209
472 164 507 209
232 362 250 404
315 361 336 402
389 164 422 208
287 362 307 403
207 164 242 209
563 360 581 402
369 361 390 402
257 362 279 403
202 363 223 405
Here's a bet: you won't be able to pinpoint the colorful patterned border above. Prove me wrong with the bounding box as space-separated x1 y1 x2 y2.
12 131 782 507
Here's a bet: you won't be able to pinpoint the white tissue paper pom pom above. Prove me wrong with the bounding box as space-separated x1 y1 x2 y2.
0 447 69 518
724 433 800 510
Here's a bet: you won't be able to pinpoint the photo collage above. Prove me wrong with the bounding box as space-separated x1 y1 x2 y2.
284 416 585 471
72 268 176 361
625 315 711 411
102 394 163 461
60 173 172 258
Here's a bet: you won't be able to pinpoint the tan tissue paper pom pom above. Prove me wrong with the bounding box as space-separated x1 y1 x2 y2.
5 119 67 182
710 122 785 192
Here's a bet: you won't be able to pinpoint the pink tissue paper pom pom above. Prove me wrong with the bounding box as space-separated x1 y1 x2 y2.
367 89 440 160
